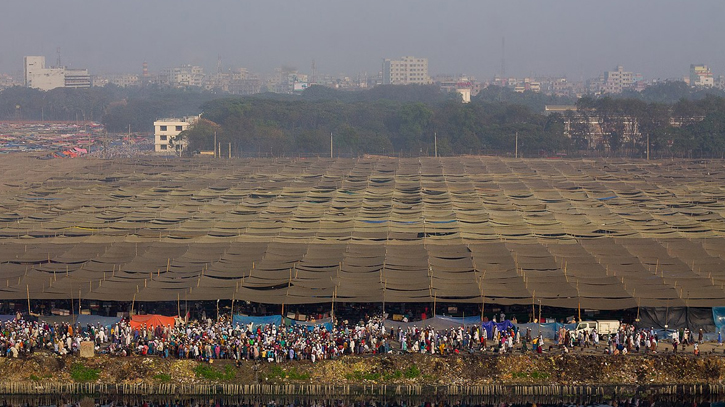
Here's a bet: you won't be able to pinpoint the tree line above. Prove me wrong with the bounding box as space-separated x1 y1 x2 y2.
0 85 219 132
183 93 569 157
182 86 725 158
1 82 725 158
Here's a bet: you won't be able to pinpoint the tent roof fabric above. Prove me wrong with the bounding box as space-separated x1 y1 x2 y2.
1 155 725 309
129 314 177 329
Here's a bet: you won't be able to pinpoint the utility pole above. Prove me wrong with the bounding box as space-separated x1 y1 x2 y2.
434 132 438 158
646 133 650 160
229 142 231 159
330 132 333 158
213 132 217 158
515 132 518 158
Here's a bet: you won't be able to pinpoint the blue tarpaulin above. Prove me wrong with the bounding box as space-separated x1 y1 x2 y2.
0 315 15 323
480 320 515 339
713 307 725 332
233 315 282 328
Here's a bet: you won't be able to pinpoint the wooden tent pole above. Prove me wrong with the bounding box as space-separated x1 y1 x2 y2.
231 292 235 322
577 279 581 322
26 285 30 316
331 287 336 321
177 292 181 317
532 291 536 323
70 285 76 325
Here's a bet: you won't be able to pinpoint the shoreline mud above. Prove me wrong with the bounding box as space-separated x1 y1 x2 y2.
1 352 724 396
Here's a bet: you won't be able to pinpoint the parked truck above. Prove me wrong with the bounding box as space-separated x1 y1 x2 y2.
570 320 620 336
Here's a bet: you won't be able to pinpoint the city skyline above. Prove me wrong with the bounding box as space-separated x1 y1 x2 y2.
1 0 723 81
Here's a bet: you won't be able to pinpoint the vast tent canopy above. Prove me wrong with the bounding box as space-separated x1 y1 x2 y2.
0 155 724 310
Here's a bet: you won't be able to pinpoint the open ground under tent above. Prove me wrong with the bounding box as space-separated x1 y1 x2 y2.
0 155 724 310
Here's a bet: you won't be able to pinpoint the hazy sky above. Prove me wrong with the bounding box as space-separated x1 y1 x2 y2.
2 0 724 81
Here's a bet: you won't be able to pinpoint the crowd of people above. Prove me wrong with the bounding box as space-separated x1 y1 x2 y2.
0 314 717 362
555 324 711 355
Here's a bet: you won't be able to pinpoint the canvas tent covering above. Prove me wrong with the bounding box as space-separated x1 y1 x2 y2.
633 307 716 331
129 314 177 329
1 155 725 310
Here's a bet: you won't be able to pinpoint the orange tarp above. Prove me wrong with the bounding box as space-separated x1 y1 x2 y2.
129 314 177 329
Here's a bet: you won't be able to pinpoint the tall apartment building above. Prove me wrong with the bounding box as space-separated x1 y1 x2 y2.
382 56 430 85
690 64 714 88
603 66 634 94
154 116 199 154
160 65 205 88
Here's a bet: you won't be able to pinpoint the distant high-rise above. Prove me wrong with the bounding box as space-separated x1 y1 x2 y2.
382 56 430 85
160 65 205 88
690 64 713 88
602 66 635 94
24 56 90 90
24 56 65 90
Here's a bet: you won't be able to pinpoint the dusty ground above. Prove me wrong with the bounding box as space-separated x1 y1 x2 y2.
2 349 725 386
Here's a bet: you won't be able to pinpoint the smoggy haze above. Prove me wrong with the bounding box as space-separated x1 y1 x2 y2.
1 0 723 80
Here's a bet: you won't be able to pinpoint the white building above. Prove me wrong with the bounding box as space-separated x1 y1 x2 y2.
603 66 634 94
382 56 431 85
435 75 474 102
161 65 205 88
24 56 91 90
64 68 91 88
154 116 199 154
690 64 714 88
106 74 140 88
24 56 65 90
456 88 471 103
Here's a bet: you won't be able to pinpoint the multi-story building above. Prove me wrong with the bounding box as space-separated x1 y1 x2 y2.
435 75 476 102
603 66 634 94
382 56 430 85
154 116 199 154
107 74 140 88
690 64 714 88
0 74 20 90
715 75 725 91
24 56 92 90
551 78 573 97
160 65 205 88
24 56 66 90
64 68 92 88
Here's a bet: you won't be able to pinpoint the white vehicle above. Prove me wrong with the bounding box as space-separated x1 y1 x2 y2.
571 320 620 336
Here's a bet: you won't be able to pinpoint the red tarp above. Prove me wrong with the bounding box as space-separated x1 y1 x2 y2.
129 314 177 328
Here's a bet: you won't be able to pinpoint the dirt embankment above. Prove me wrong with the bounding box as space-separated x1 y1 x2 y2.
1 352 724 386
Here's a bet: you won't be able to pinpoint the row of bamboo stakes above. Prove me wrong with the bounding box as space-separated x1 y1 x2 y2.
0 383 716 396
